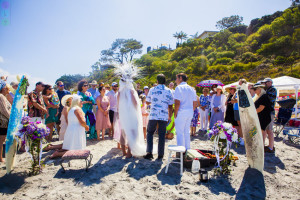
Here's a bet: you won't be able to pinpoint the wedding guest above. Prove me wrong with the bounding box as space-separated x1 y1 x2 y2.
87 80 100 114
231 79 247 143
169 82 175 95
144 74 173 160
59 95 73 141
207 90 213 124
153 83 158 87
225 86 238 127
28 82 47 123
248 83 256 98
174 73 197 150
96 86 111 140
56 81 71 134
7 81 19 104
140 94 149 139
209 86 226 129
143 86 149 96
190 97 199 136
253 83 272 150
0 80 12 162
261 78 277 153
211 84 218 94
105 84 110 95
50 95 89 158
136 83 143 96
199 88 210 133
78 80 97 139
0 76 7 81
43 84 60 141
106 82 118 138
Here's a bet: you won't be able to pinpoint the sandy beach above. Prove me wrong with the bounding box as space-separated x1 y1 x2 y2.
0 133 299 200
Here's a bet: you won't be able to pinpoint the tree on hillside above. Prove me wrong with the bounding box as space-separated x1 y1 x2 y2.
101 38 143 64
291 0 300 6
216 15 244 30
173 31 188 45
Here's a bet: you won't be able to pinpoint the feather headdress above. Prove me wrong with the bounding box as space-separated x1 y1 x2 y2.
114 63 139 82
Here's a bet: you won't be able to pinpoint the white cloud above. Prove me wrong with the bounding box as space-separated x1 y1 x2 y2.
0 68 46 91
0 56 3 63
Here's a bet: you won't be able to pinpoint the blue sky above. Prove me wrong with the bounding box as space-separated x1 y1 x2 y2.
0 0 291 90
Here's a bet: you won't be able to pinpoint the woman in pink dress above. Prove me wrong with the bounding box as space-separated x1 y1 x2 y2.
96 86 111 141
140 94 149 139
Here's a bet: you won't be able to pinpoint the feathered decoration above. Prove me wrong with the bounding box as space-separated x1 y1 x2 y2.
114 63 139 82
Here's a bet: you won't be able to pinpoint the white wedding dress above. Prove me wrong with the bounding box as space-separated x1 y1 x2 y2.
62 107 86 150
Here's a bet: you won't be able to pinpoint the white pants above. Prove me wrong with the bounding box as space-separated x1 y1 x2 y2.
175 110 193 150
199 109 209 131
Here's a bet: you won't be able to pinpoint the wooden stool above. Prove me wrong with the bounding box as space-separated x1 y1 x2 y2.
60 150 93 173
165 145 186 175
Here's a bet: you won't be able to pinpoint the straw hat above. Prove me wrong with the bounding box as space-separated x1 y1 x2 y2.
253 82 265 88
89 80 98 86
225 85 237 93
216 85 223 90
61 95 73 107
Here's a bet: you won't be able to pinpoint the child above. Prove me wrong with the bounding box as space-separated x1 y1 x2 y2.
190 106 199 136
45 89 60 118
140 94 149 139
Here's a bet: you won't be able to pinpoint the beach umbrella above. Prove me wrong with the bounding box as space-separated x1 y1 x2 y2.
197 80 224 87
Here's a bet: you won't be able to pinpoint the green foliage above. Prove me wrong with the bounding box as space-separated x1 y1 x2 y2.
228 25 247 34
241 52 258 63
216 15 244 30
216 51 235 59
101 38 143 64
171 47 192 61
56 74 85 90
274 56 287 65
213 57 233 65
257 35 292 56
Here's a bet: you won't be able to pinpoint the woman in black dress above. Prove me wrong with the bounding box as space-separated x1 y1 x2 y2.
225 86 238 126
253 84 272 145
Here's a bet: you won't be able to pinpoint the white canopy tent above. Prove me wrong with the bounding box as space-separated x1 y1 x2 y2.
272 76 300 118
223 81 254 88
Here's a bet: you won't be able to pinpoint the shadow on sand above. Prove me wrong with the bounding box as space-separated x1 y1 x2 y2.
264 153 285 174
53 148 132 186
0 172 26 194
236 167 266 200
156 165 182 185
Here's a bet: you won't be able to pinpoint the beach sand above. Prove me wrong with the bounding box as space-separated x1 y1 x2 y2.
0 134 299 200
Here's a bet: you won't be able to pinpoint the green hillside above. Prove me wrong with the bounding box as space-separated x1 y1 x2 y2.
56 6 300 91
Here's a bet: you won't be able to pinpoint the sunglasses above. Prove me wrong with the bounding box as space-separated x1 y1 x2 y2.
113 86 118 87
83 85 89 87
59 85 64 87
48 88 53 90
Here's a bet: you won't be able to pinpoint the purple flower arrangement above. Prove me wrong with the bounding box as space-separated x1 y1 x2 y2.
208 121 239 144
17 116 50 141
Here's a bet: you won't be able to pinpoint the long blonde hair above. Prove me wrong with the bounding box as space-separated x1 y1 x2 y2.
68 95 82 112
253 88 266 102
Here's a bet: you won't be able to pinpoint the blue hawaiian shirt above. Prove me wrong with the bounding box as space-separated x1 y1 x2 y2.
146 84 174 121
199 94 210 109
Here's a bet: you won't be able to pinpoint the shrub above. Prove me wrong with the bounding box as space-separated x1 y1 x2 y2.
213 57 233 65
171 47 192 61
231 63 246 72
241 52 258 63
274 56 287 65
216 51 235 59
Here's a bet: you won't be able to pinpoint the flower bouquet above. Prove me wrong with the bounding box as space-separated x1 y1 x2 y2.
16 116 50 175
208 121 239 175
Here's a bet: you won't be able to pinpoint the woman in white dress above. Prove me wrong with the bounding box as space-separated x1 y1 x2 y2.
50 95 89 158
59 95 73 141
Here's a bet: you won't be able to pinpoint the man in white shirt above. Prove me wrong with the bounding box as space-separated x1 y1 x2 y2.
174 73 197 150
106 82 118 137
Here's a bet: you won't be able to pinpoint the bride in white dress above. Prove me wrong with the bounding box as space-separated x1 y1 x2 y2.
49 95 89 158
63 95 89 150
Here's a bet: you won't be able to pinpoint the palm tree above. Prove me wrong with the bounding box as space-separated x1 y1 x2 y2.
173 31 188 44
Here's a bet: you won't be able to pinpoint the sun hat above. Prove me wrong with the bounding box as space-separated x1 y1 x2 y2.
144 86 149 89
89 80 98 86
261 78 272 83
225 85 237 93
216 85 223 90
112 82 118 87
253 82 265 88
61 95 73 107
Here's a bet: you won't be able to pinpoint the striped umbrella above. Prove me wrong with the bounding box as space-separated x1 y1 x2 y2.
197 80 224 87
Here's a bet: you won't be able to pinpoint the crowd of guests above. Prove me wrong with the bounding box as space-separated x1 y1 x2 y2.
0 73 277 162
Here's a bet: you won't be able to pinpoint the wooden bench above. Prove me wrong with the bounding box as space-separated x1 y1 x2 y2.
60 150 93 173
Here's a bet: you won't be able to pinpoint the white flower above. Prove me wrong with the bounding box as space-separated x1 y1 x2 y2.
223 122 232 130
219 131 226 139
18 124 23 130
37 123 46 129
231 132 238 142
227 129 232 134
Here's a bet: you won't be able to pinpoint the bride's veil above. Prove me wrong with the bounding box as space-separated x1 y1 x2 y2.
115 63 146 156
